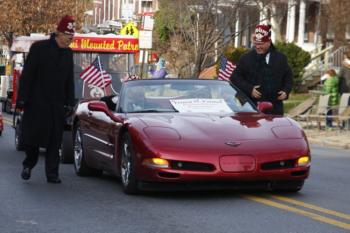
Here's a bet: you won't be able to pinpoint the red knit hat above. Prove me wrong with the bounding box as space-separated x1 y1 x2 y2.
57 15 75 35
253 24 271 44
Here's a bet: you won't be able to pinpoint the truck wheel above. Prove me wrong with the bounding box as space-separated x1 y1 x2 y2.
60 131 74 164
5 100 12 113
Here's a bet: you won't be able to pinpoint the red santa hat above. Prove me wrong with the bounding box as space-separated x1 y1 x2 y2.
253 24 271 44
57 15 75 35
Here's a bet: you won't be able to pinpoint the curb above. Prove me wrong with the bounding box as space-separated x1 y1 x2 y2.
307 138 350 150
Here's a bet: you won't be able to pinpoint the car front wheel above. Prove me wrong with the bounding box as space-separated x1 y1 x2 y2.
120 133 139 194
73 124 102 176
272 180 305 192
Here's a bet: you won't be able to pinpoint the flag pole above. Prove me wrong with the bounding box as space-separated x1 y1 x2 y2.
82 81 85 98
97 56 107 95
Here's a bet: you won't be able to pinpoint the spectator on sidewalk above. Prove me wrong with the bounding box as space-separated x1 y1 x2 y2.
230 24 293 115
322 69 340 128
339 50 350 94
149 58 168 79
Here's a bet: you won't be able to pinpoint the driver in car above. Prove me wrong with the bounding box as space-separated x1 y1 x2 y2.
124 86 146 112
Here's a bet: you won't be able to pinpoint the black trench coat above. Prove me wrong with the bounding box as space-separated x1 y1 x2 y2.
17 34 75 148
230 45 293 115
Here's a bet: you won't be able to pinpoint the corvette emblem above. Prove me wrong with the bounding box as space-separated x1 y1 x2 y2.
225 141 241 147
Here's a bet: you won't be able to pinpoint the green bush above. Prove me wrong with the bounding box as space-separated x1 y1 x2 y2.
275 42 311 93
216 45 247 73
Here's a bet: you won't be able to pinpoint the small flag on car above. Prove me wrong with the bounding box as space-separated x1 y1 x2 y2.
121 73 141 82
80 57 112 88
218 55 236 82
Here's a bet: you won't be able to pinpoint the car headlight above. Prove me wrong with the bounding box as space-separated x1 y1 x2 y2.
297 156 310 167
142 158 170 168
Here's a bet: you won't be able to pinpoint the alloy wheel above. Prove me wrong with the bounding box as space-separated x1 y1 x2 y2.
121 141 131 186
74 129 83 170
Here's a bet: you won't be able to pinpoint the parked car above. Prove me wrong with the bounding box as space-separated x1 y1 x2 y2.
71 79 311 194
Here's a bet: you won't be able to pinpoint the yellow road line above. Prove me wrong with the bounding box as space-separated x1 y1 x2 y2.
270 195 350 221
242 195 350 231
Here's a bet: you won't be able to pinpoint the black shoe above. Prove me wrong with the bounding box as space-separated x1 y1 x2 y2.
47 177 61 184
21 167 31 180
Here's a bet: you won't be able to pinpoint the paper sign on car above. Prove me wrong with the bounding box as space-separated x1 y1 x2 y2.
170 98 232 113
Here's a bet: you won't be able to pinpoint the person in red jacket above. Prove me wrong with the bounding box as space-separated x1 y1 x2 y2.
16 15 76 183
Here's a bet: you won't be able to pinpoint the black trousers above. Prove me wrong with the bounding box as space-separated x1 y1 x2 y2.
22 140 61 179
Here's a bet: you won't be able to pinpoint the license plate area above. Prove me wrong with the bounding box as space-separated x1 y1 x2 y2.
219 155 256 172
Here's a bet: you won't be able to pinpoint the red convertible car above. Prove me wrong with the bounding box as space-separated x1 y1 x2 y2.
72 79 310 194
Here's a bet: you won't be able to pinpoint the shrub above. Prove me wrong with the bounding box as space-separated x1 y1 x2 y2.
275 42 311 93
216 45 247 73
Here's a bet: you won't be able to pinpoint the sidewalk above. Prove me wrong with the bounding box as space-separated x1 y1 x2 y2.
304 129 350 149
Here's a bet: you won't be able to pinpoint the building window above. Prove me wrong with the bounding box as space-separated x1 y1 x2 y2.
141 1 152 12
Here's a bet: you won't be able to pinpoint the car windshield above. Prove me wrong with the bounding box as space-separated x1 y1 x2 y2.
118 80 256 114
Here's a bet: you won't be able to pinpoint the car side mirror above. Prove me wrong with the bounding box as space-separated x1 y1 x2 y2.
257 101 273 113
88 102 109 113
87 101 123 122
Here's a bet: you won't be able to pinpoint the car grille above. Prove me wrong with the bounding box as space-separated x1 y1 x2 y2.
261 159 295 170
170 161 215 172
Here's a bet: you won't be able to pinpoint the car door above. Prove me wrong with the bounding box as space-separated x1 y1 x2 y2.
82 101 122 169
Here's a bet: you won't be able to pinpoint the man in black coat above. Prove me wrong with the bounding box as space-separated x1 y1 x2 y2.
230 25 293 115
17 15 76 183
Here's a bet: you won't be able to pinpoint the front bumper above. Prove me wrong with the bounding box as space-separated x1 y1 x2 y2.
138 179 306 192
134 138 311 190
137 163 310 183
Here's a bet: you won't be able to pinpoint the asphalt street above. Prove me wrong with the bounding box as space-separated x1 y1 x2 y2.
0 122 349 233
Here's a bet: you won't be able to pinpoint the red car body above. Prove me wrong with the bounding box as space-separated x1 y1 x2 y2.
72 79 310 194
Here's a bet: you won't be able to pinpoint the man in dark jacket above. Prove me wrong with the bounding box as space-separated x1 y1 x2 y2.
339 50 350 94
230 24 293 115
17 15 76 183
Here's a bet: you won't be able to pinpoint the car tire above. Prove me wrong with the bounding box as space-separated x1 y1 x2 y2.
15 119 24 151
60 131 74 164
73 123 102 176
273 180 304 192
120 132 139 194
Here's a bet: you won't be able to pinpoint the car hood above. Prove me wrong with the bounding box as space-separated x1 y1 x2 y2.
132 112 296 141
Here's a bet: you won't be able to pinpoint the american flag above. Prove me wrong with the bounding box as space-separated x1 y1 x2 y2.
80 57 112 88
218 56 236 81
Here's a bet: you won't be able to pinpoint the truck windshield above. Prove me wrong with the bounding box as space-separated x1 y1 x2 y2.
73 52 134 101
